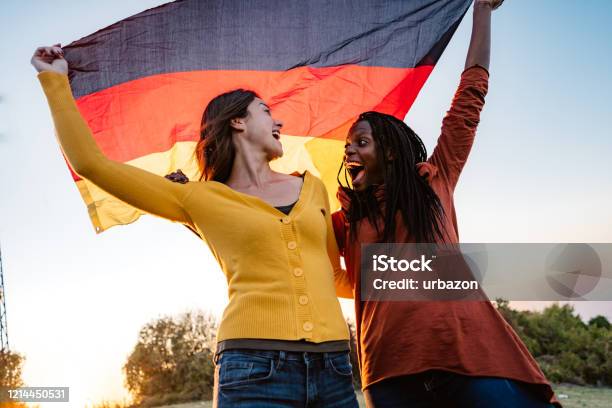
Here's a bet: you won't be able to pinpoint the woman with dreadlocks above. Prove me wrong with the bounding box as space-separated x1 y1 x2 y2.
332 1 560 407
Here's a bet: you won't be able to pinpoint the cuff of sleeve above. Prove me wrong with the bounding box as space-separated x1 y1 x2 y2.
38 70 69 85
37 71 74 111
462 65 490 79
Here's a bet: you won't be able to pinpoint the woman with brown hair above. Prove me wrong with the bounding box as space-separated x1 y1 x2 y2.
32 47 358 407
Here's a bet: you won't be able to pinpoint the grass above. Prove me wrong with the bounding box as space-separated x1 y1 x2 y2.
552 384 612 408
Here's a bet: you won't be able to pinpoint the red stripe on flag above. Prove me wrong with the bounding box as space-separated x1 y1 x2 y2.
71 65 433 181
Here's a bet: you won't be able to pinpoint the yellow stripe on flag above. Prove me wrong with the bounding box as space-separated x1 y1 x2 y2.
76 136 344 233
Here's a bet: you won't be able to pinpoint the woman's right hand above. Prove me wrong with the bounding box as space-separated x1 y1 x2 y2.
31 44 68 74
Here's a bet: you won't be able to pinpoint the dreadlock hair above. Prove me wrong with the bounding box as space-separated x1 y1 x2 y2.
195 89 259 183
338 111 448 243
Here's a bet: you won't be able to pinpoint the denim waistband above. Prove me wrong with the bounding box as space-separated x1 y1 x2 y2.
214 348 349 365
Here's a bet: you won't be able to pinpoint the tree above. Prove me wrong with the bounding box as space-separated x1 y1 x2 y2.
123 311 218 407
0 350 28 408
0 350 24 389
495 300 612 386
588 315 611 330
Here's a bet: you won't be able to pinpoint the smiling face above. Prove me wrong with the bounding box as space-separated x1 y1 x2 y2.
237 97 284 160
344 120 385 191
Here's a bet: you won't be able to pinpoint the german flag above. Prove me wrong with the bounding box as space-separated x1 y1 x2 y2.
63 0 472 233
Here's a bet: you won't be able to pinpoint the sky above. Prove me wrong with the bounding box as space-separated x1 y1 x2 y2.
1 0 611 407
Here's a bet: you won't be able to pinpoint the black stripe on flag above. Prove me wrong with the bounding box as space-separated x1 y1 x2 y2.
65 0 472 97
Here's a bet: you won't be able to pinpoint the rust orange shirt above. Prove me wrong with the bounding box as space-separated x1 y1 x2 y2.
332 67 559 406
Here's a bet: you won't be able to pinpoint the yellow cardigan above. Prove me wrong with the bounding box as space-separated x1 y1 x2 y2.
39 71 353 343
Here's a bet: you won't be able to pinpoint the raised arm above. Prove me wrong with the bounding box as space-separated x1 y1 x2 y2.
32 46 195 227
465 0 500 71
428 1 501 189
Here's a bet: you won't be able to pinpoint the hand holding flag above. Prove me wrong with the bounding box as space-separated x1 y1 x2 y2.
31 44 67 74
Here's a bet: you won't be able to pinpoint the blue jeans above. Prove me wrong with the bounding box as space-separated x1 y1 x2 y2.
213 349 359 407
364 370 556 408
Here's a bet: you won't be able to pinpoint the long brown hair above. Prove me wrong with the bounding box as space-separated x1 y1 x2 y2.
195 89 259 182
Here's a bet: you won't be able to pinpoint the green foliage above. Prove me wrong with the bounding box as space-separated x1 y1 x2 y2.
495 299 612 386
123 311 218 407
589 315 611 330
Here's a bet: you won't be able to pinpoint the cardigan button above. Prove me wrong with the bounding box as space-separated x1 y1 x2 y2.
293 268 304 277
281 217 291 224
299 295 309 305
287 241 297 250
303 321 313 331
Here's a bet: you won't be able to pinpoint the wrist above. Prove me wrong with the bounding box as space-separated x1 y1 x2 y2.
474 1 493 11
473 3 493 19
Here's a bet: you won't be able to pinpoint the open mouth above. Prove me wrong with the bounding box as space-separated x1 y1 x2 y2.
272 130 281 140
346 161 366 185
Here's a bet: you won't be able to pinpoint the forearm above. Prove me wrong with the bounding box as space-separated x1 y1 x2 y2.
465 2 492 71
429 68 489 188
38 71 194 225
39 71 109 177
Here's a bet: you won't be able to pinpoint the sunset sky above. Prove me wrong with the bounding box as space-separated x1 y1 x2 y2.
1 1 611 407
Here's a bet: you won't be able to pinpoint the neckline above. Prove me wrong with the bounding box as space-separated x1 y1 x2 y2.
210 171 311 218
275 200 298 210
